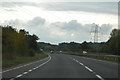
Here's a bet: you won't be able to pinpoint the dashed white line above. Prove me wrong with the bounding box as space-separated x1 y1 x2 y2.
16 74 23 78
23 72 28 75
96 75 104 80
9 78 14 80
36 67 39 69
73 58 76 61
84 66 93 72
78 62 84 66
75 60 79 62
33 68 36 70
71 58 104 80
28 70 32 72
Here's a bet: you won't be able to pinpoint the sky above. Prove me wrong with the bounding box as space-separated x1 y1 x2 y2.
0 0 118 44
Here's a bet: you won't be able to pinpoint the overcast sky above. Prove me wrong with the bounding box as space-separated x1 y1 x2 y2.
0 1 118 44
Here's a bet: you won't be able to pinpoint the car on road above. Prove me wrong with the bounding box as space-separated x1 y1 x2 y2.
50 51 54 54
59 51 62 53
83 51 87 54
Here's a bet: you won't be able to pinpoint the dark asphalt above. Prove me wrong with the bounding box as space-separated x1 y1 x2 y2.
2 53 119 79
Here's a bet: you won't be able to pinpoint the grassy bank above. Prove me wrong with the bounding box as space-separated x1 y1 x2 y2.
2 53 48 68
70 53 119 62
60 51 119 62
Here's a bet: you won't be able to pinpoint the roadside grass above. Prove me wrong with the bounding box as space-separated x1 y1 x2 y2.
71 53 119 62
2 53 48 68
60 51 119 62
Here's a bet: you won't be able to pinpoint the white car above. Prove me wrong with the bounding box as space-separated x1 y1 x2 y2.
60 51 62 53
50 51 54 54
83 51 87 54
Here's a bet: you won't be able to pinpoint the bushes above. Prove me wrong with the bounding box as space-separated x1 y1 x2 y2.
1 25 40 60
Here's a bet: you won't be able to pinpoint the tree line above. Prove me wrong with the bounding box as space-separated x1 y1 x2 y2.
38 29 120 55
2 25 40 60
2 25 119 60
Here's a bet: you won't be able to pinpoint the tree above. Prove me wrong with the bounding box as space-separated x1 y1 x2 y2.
2 25 40 60
101 29 120 55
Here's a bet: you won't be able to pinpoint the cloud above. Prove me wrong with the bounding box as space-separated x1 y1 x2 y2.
61 20 81 31
1 2 118 15
27 17 46 26
1 2 36 8
1 17 113 44
40 2 118 15
101 24 113 34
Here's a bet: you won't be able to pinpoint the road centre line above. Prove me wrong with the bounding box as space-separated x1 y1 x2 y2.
96 75 104 80
23 72 28 75
16 74 23 78
71 58 104 80
84 66 93 72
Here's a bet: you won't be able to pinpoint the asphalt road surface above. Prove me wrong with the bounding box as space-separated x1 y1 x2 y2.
2 53 119 80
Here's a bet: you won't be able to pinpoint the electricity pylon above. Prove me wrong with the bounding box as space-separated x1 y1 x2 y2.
90 23 101 55
90 23 100 43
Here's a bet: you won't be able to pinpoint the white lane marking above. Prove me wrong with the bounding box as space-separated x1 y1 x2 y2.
28 70 32 72
36 67 39 69
96 75 104 80
84 66 93 72
75 60 78 62
78 62 84 66
73 59 76 61
10 54 51 80
10 78 14 80
71 58 104 80
16 74 23 78
2 56 49 73
33 68 36 70
23 72 28 75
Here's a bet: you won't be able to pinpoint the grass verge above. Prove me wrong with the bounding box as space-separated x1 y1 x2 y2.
71 53 119 62
2 53 48 68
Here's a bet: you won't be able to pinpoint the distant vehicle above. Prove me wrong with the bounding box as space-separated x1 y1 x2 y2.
50 51 54 54
40 48 43 51
83 51 87 54
59 51 62 53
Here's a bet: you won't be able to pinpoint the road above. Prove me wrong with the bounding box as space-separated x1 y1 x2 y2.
2 53 119 80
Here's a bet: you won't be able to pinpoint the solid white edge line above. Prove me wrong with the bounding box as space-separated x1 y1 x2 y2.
12 54 51 79
2 55 49 73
